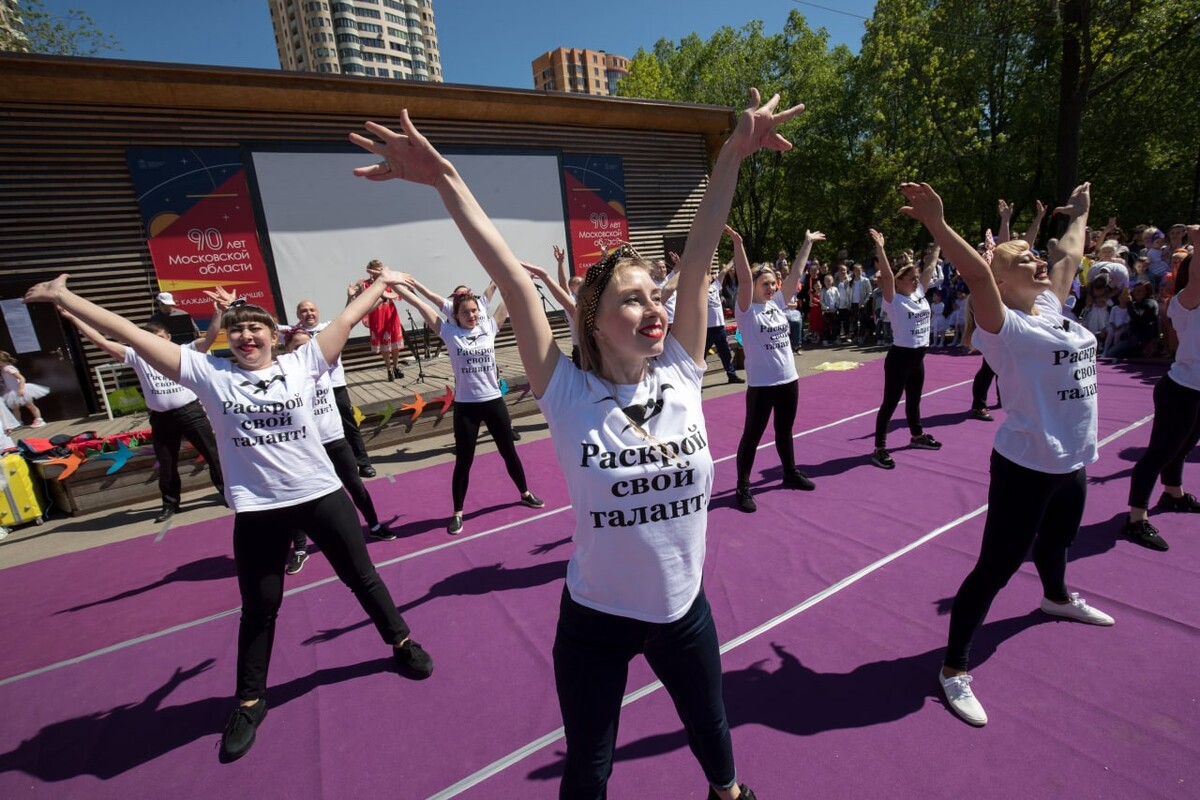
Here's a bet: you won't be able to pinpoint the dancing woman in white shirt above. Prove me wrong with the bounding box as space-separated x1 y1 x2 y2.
24 268 433 761
900 181 1114 728
347 87 802 800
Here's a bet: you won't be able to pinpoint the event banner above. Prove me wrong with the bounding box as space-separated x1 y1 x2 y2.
125 148 278 322
562 155 627 276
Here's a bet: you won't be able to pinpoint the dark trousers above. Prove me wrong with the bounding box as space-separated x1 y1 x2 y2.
736 379 799 485
1129 375 1200 508
292 438 380 551
705 325 736 376
333 385 371 468
149 399 224 505
971 359 996 410
821 311 837 342
874 345 927 448
553 587 736 799
944 451 1084 671
452 397 528 511
233 490 411 701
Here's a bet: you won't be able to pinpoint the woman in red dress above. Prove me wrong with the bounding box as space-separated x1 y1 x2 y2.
361 259 405 381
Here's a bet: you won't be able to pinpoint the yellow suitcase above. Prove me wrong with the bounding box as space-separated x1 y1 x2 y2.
0 453 48 532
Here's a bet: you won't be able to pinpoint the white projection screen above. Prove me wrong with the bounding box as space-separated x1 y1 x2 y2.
247 148 570 330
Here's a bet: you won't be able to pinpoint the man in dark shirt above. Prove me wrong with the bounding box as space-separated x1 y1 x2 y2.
148 292 200 345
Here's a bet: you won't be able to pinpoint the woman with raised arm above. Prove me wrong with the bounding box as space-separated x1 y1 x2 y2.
349 88 801 800
24 269 433 761
1125 229 1200 551
726 224 815 514
391 282 542 536
868 228 941 469
899 181 1114 728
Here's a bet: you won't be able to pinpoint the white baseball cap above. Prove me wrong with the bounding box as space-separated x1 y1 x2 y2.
156 292 176 305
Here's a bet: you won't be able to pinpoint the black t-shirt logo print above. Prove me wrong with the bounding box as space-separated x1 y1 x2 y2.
241 375 285 395
464 333 487 344
596 383 675 434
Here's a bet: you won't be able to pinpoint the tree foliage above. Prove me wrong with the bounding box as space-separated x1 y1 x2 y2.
617 3 1199 261
0 0 120 57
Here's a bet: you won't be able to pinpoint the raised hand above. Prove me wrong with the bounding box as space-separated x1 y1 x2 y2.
521 261 550 282
729 87 806 158
998 199 1012 221
367 263 414 288
898 183 946 227
1052 182 1091 218
552 245 565 264
203 285 238 313
868 228 886 250
1034 200 1047 219
349 110 450 185
347 280 363 298
723 224 743 243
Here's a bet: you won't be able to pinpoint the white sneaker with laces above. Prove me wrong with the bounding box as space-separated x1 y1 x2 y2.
940 671 987 726
1040 592 1114 625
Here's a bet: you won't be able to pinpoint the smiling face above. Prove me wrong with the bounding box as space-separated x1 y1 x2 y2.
295 301 319 329
227 320 276 371
894 268 919 296
752 269 778 303
991 241 1049 309
454 297 481 329
590 265 666 375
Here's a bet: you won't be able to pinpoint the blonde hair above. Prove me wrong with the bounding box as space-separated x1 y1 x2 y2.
575 256 653 374
989 239 1030 272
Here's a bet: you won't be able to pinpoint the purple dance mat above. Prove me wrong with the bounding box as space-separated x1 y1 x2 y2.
0 354 1196 799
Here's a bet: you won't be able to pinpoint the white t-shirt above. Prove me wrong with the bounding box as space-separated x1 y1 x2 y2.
1168 298 1200 391
1088 261 1129 292
536 335 713 623
1107 304 1130 330
973 290 1099 473
663 292 678 324
735 294 797 387
303 321 346 388
310 369 344 444
178 342 341 512
884 285 931 348
125 343 198 412
440 316 501 403
706 280 725 327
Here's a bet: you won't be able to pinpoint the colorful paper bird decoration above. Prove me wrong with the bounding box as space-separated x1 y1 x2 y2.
399 392 426 424
353 405 366 426
430 385 455 415
45 452 85 481
93 439 135 475
378 401 398 428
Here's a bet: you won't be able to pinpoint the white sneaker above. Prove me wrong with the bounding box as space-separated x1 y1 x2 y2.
940 671 988 726
1040 592 1114 625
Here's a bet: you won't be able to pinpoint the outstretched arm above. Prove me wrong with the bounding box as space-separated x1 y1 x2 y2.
60 309 126 362
318 266 413 366
1022 200 1047 245
195 286 237 354
997 199 1013 244
1048 183 1091 305
521 261 577 321
785 230 821 299
553 245 570 294
1176 226 1200 311
351 111 557 396
26 275 182 381
919 243 941 290
410 277 447 308
393 284 443 335
869 229 896 304
669 88 805 364
898 183 1005 333
726 226 754 313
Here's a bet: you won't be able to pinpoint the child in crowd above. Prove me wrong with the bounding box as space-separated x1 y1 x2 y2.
928 289 947 347
0 351 49 428
1103 288 1131 358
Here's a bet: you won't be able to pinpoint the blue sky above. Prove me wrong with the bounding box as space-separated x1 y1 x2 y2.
37 0 877 89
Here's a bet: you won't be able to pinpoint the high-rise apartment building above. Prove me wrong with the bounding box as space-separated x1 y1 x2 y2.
532 48 629 96
268 0 442 82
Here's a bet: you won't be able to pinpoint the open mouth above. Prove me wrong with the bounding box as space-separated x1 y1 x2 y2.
638 324 665 340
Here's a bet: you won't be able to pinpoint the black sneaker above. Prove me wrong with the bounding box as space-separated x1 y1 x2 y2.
447 514 463 535
369 523 397 541
512 429 522 441
707 784 757 800
782 469 815 491
285 550 308 575
910 433 942 450
154 502 179 524
727 374 745 384
520 492 545 509
394 639 434 680
358 465 377 479
735 486 757 513
221 699 267 761
1124 517 1169 551
1157 492 1200 513
871 448 895 470
969 408 994 422
386 368 394 382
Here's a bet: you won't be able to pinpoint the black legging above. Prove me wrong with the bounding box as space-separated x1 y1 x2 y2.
148 399 224 505
971 359 996 411
1128 374 1200 509
945 451 1083 671
452 397 528 511
233 489 411 701
874 345 927 448
736 379 799 486
333 384 371 469
292 437 381 551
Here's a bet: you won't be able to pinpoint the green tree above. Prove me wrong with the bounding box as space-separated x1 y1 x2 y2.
0 0 120 57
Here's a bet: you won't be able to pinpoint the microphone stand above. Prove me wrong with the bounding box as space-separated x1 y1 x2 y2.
404 309 428 384
533 282 551 315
